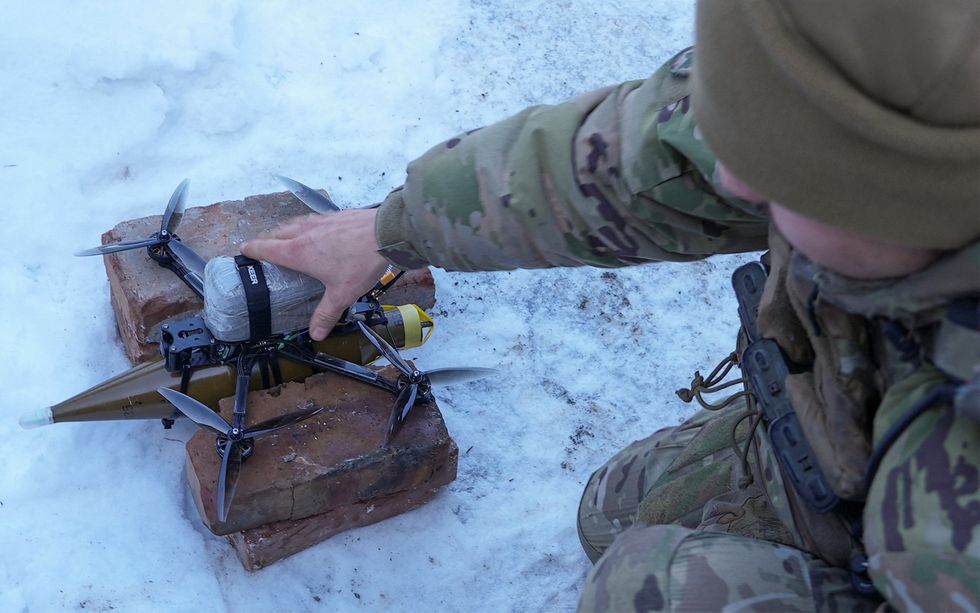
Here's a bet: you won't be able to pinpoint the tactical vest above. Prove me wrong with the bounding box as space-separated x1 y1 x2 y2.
745 225 980 565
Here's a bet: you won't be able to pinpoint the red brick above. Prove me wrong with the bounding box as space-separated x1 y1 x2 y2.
226 455 455 571
99 190 436 364
185 368 457 537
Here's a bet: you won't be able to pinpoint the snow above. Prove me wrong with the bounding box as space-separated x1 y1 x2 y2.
0 2 757 611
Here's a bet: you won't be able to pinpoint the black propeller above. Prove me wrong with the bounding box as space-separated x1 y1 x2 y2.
75 236 161 256
356 321 497 445
76 179 193 258
164 236 207 279
275 174 382 212
274 175 341 214
76 179 206 296
157 386 323 522
160 177 188 236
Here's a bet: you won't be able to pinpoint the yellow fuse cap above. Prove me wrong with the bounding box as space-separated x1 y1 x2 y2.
383 304 434 349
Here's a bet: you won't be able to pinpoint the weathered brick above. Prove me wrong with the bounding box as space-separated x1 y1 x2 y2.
185 368 457 537
100 190 436 364
226 455 455 571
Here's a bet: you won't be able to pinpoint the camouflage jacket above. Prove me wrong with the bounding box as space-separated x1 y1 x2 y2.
375 48 980 609
758 227 979 609
375 49 769 271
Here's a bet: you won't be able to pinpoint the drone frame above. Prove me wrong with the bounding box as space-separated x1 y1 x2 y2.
77 178 485 522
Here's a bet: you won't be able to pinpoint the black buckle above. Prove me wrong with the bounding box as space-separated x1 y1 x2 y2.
733 261 840 513
743 340 840 513
732 262 768 343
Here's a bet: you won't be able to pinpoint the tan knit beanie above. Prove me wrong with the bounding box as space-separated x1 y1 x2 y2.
692 0 980 249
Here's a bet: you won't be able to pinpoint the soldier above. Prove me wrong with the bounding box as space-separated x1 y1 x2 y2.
243 1 979 609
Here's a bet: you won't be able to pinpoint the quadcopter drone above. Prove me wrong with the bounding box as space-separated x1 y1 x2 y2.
64 177 493 522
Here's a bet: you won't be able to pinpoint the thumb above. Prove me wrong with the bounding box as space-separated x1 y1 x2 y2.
309 293 343 341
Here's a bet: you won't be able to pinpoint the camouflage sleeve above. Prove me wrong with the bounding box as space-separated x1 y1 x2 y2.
864 367 979 611
375 48 769 272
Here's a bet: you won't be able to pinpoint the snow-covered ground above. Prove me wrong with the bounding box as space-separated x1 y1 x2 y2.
0 2 756 611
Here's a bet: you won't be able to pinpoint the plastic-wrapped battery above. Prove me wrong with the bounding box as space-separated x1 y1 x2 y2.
203 256 324 341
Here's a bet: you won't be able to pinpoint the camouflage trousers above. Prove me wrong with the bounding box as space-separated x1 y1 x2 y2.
576 401 884 612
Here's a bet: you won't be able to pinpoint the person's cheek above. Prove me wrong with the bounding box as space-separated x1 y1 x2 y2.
716 163 770 204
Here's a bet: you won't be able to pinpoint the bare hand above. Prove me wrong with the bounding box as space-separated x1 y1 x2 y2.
240 209 390 340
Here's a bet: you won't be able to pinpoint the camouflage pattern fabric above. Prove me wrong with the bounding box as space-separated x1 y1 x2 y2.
375 47 769 272
577 401 882 611
773 237 980 608
579 524 881 612
372 44 980 610
574 368 979 612
864 367 980 610
578 402 799 564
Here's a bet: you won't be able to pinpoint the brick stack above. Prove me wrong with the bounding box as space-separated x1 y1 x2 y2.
101 190 454 570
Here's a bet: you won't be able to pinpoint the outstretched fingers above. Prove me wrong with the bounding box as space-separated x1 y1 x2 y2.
239 237 292 269
263 214 322 240
238 209 390 340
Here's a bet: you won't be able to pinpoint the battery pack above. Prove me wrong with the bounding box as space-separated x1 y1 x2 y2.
203 256 324 341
